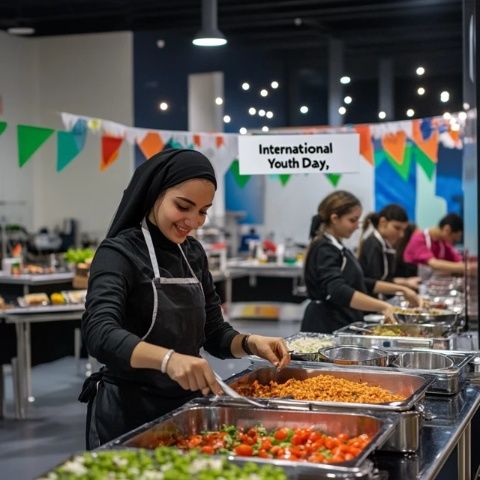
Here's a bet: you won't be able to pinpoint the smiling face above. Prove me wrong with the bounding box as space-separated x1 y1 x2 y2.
378 217 408 247
148 178 215 243
329 205 363 239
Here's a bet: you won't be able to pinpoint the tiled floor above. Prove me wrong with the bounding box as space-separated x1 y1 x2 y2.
0 318 300 480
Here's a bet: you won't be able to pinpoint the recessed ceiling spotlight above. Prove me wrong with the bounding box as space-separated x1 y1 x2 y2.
378 111 387 120
239 127 247 135
458 111 467 121
262 126 269 132
443 112 451 120
416 66 425 76
300 105 309 114
248 107 256 115
338 106 347 115
241 82 250 91
159 102 169 111
344 96 352 104
7 26 35 35
258 109 266 117
440 91 450 103
417 87 426 96
260 89 269 97
266 111 274 119
294 17 302 26
271 81 279 89
215 97 223 105
463 102 470 110
406 108 415 117
156 39 166 48
223 115 231 123
340 76 351 84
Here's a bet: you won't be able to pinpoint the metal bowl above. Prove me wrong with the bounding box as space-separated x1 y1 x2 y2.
393 308 458 327
319 345 390 367
392 351 454 370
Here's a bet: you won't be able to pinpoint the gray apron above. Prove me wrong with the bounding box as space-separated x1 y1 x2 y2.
82 219 206 448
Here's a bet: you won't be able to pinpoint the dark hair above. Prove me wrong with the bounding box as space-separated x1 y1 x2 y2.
312 190 361 240
439 213 463 233
395 223 418 277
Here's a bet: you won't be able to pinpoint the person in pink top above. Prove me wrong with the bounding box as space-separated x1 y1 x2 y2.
403 213 464 275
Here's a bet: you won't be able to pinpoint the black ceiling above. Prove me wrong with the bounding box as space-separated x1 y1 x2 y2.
0 0 463 75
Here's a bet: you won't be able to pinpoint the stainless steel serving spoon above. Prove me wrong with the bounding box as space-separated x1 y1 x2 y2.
212 371 266 408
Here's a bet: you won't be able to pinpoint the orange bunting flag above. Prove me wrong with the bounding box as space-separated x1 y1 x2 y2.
101 135 124 171
138 131 164 160
193 134 201 147
412 120 438 162
381 131 407 165
354 124 373 165
215 135 224 148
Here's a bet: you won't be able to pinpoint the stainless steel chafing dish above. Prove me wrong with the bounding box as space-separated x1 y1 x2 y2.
225 362 434 452
334 321 457 350
102 397 397 479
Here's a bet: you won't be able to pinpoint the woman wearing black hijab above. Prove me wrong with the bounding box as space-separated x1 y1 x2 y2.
80 149 290 448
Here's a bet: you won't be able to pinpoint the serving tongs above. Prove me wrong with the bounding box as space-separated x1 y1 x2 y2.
212 371 266 408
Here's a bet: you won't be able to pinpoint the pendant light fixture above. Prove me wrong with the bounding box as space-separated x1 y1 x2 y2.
193 0 227 47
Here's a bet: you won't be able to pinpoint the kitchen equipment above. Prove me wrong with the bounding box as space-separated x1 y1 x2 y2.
393 307 459 327
101 397 397 479
392 351 454 370
318 345 390 367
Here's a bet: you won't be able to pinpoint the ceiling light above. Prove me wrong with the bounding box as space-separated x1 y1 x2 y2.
406 108 415 117
215 97 223 105
242 82 250 91
458 111 467 121
266 111 273 119
440 91 450 103
463 102 470 110
192 0 227 47
258 109 266 117
416 66 425 76
7 26 35 35
156 39 166 48
262 126 269 132
239 127 247 135
260 89 269 97
443 112 451 120
294 17 302 26
300 105 309 114
159 102 169 111
271 81 279 89
223 115 231 123
378 111 387 120
338 106 347 115
340 76 351 84
248 107 256 115
417 87 425 95
344 96 352 104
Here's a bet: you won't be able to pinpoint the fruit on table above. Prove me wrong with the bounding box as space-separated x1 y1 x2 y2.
50 292 66 305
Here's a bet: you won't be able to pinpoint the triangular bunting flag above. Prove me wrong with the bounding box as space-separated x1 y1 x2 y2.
193 134 201 147
57 131 83 172
0 121 7 136
17 124 54 167
72 119 88 151
215 135 224 148
354 124 374 165
138 131 164 160
101 135 124 171
325 173 342 187
230 159 251 188
381 131 407 165
278 174 291 186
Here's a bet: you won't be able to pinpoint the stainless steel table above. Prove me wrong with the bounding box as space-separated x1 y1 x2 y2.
0 272 74 296
0 304 84 419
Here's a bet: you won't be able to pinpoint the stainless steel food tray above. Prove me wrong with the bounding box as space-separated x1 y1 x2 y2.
102 397 396 479
284 332 337 361
334 321 457 350
393 307 460 328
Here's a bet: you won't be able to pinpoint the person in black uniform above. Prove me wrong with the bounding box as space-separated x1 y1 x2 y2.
80 149 290 449
301 191 420 333
358 204 420 290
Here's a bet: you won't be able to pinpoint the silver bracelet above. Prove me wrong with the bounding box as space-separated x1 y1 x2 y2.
160 349 175 373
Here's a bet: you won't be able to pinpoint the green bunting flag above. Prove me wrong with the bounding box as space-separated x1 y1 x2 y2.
230 159 251 188
57 130 83 172
17 124 54 167
325 173 342 187
0 121 7 136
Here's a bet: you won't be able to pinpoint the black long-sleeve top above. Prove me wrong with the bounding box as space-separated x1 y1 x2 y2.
304 237 376 325
358 234 395 282
82 220 239 389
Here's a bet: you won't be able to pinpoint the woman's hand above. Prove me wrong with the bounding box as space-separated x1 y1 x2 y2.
165 352 223 396
247 335 291 369
380 304 397 324
402 287 422 307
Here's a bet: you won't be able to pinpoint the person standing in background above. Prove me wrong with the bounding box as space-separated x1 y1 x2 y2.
358 204 421 290
301 191 420 334
403 213 465 276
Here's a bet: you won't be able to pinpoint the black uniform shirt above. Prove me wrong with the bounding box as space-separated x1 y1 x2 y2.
82 220 239 384
359 233 395 282
304 237 376 325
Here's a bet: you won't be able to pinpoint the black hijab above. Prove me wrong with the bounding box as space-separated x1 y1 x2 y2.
107 148 217 238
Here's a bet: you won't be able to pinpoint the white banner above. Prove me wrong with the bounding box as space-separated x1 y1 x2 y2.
238 133 360 175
